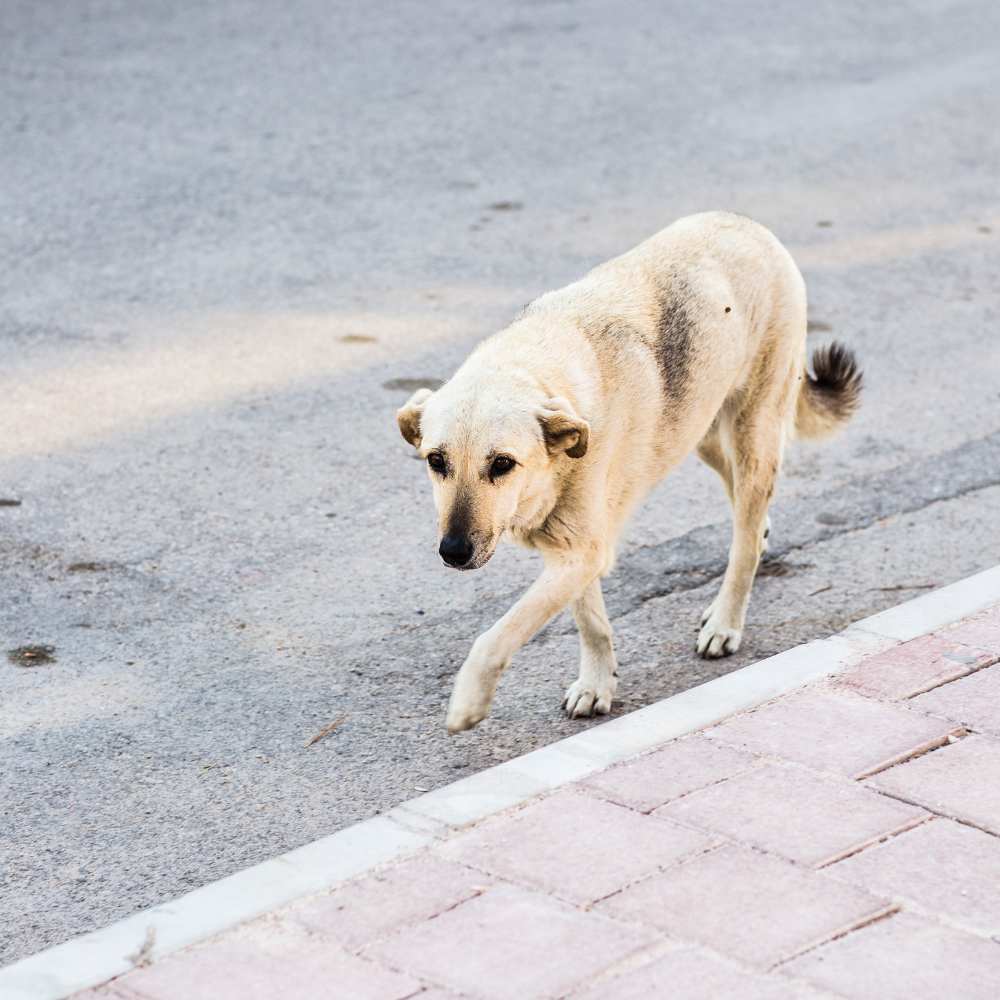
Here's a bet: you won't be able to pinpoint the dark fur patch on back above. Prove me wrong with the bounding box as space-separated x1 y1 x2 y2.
807 341 863 422
654 283 695 403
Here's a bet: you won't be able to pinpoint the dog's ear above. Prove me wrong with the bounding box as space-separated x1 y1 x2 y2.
538 397 589 459
397 387 434 448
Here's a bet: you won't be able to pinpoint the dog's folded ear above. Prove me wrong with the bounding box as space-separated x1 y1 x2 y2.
397 387 434 448
538 397 589 459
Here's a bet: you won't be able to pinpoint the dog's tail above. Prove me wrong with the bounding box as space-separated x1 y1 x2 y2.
794 342 863 439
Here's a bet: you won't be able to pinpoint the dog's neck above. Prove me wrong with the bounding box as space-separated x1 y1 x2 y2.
506 457 583 552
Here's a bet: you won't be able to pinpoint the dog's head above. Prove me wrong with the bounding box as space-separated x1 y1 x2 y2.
397 377 589 569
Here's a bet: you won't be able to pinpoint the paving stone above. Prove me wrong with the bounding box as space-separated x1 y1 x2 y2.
911 663 1000 736
114 922 421 1000
367 884 659 1000
830 817 1000 936
705 688 959 778
834 633 997 700
569 944 826 999
581 736 757 812
657 763 926 866
437 789 713 905
286 852 492 949
597 844 890 969
868 734 1000 835
782 911 1000 1000
941 604 1000 652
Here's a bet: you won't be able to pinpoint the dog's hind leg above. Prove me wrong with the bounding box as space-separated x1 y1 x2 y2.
698 422 772 549
696 424 734 503
697 423 747 630
697 413 784 658
696 423 770 638
563 578 618 718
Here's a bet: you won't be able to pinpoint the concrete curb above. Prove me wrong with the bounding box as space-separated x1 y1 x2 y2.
4 564 999 999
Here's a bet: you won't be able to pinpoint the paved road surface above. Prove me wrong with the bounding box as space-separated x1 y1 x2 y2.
2 0 1000 964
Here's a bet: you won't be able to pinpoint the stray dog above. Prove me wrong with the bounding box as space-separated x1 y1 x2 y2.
397 212 861 733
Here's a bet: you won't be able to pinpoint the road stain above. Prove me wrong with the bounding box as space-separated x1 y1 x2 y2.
67 561 113 573
757 560 815 578
8 645 56 666
815 511 849 526
0 498 22 507
383 377 445 392
807 320 833 333
488 200 523 212
339 334 378 343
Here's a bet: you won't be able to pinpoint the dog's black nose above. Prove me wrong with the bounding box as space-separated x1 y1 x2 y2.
439 534 474 567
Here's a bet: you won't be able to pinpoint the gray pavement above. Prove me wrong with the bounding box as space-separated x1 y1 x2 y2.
2 0 1000 965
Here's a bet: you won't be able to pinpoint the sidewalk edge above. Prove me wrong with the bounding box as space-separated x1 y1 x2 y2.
4 564 998 999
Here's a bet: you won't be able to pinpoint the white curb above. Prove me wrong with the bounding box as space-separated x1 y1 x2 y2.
3 564 998 999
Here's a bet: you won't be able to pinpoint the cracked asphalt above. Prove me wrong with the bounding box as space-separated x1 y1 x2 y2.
3 0 1000 966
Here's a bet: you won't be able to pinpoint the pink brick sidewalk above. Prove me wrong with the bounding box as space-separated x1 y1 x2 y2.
77 604 1000 1000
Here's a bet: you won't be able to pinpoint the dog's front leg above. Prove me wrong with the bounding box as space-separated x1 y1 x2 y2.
563 578 617 718
446 553 602 733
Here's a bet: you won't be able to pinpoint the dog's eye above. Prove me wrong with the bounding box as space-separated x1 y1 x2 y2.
427 452 446 474
490 455 516 478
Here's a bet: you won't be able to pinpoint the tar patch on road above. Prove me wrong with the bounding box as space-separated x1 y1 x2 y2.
382 377 445 392
0 498 22 507
815 511 850 526
757 560 815 578
8 645 57 667
67 561 113 573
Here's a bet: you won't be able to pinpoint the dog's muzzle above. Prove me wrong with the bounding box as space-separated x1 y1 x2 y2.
439 533 475 568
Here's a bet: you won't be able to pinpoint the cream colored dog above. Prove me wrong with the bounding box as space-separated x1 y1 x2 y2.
397 212 861 733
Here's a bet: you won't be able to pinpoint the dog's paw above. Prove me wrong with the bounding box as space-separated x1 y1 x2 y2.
699 599 718 628
446 703 488 734
445 672 495 734
446 641 503 734
697 616 742 658
563 676 617 719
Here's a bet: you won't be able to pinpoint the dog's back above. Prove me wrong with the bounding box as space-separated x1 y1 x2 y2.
518 211 858 463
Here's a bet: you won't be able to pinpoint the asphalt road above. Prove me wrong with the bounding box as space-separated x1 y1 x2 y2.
3 0 1000 965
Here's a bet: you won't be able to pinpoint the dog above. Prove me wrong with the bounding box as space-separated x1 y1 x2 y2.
397 211 861 733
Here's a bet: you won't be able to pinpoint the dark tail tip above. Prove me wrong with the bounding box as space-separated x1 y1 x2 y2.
808 341 863 422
